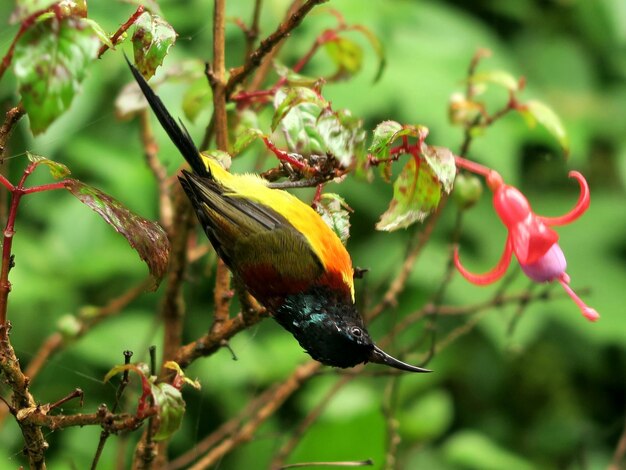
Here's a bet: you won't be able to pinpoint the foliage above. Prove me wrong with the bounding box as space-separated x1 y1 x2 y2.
0 1 624 469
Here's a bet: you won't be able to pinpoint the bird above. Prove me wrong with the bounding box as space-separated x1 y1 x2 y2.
127 58 429 373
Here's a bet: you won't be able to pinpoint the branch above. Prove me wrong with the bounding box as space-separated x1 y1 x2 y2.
188 361 322 470
0 104 25 158
139 109 173 232
225 0 328 98
20 402 156 432
97 6 145 58
173 304 267 370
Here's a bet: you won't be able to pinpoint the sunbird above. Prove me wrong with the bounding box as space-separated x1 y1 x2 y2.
128 59 429 372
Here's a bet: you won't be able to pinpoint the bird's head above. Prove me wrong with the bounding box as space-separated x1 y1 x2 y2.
274 287 430 372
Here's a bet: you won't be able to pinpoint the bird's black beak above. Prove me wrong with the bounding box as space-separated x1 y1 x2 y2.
368 345 431 373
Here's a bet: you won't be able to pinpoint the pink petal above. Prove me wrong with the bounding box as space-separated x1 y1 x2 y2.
454 238 513 285
520 243 567 282
539 171 590 226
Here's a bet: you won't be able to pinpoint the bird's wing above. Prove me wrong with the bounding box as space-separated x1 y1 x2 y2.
179 171 324 299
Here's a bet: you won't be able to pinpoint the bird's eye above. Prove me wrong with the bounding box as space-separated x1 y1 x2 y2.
351 327 363 337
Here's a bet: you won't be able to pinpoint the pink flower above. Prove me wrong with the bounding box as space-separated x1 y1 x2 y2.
454 171 599 322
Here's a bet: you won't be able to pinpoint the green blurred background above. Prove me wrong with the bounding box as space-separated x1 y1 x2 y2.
0 0 625 468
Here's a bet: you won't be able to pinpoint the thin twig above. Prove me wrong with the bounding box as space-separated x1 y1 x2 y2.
225 0 328 98
97 6 145 58
139 109 173 232
188 361 322 470
271 375 353 469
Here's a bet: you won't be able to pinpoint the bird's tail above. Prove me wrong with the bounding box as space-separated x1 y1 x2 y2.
125 56 209 177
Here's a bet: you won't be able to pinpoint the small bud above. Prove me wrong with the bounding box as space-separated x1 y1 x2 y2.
57 314 82 340
452 173 483 209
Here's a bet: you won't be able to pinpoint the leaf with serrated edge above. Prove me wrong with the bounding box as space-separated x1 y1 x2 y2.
273 88 326 155
316 108 366 168
421 145 456 193
65 180 170 288
132 12 177 80
521 100 570 156
13 17 100 134
369 121 402 158
376 157 441 231
27 152 71 179
369 121 429 159
316 193 352 245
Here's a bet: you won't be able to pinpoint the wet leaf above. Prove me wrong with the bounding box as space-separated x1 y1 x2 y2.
273 88 326 155
316 193 352 245
152 383 185 441
65 180 170 288
422 145 456 193
519 100 570 157
132 11 176 80
324 37 363 80
316 108 366 167
13 17 100 134
272 87 327 132
182 77 212 123
26 152 71 179
376 156 440 231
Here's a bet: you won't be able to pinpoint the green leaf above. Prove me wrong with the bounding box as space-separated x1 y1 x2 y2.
369 121 402 159
324 37 364 80
152 383 185 441
376 156 441 231
444 430 534 470
273 61 320 88
182 77 212 123
349 24 386 82
64 180 170 288
519 100 570 157
271 87 327 132
399 389 454 440
83 18 113 49
272 88 327 156
316 193 352 245
470 70 519 91
13 17 100 134
132 11 177 80
232 127 265 156
421 145 456 193
26 152 71 179
369 121 429 159
316 108 366 167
